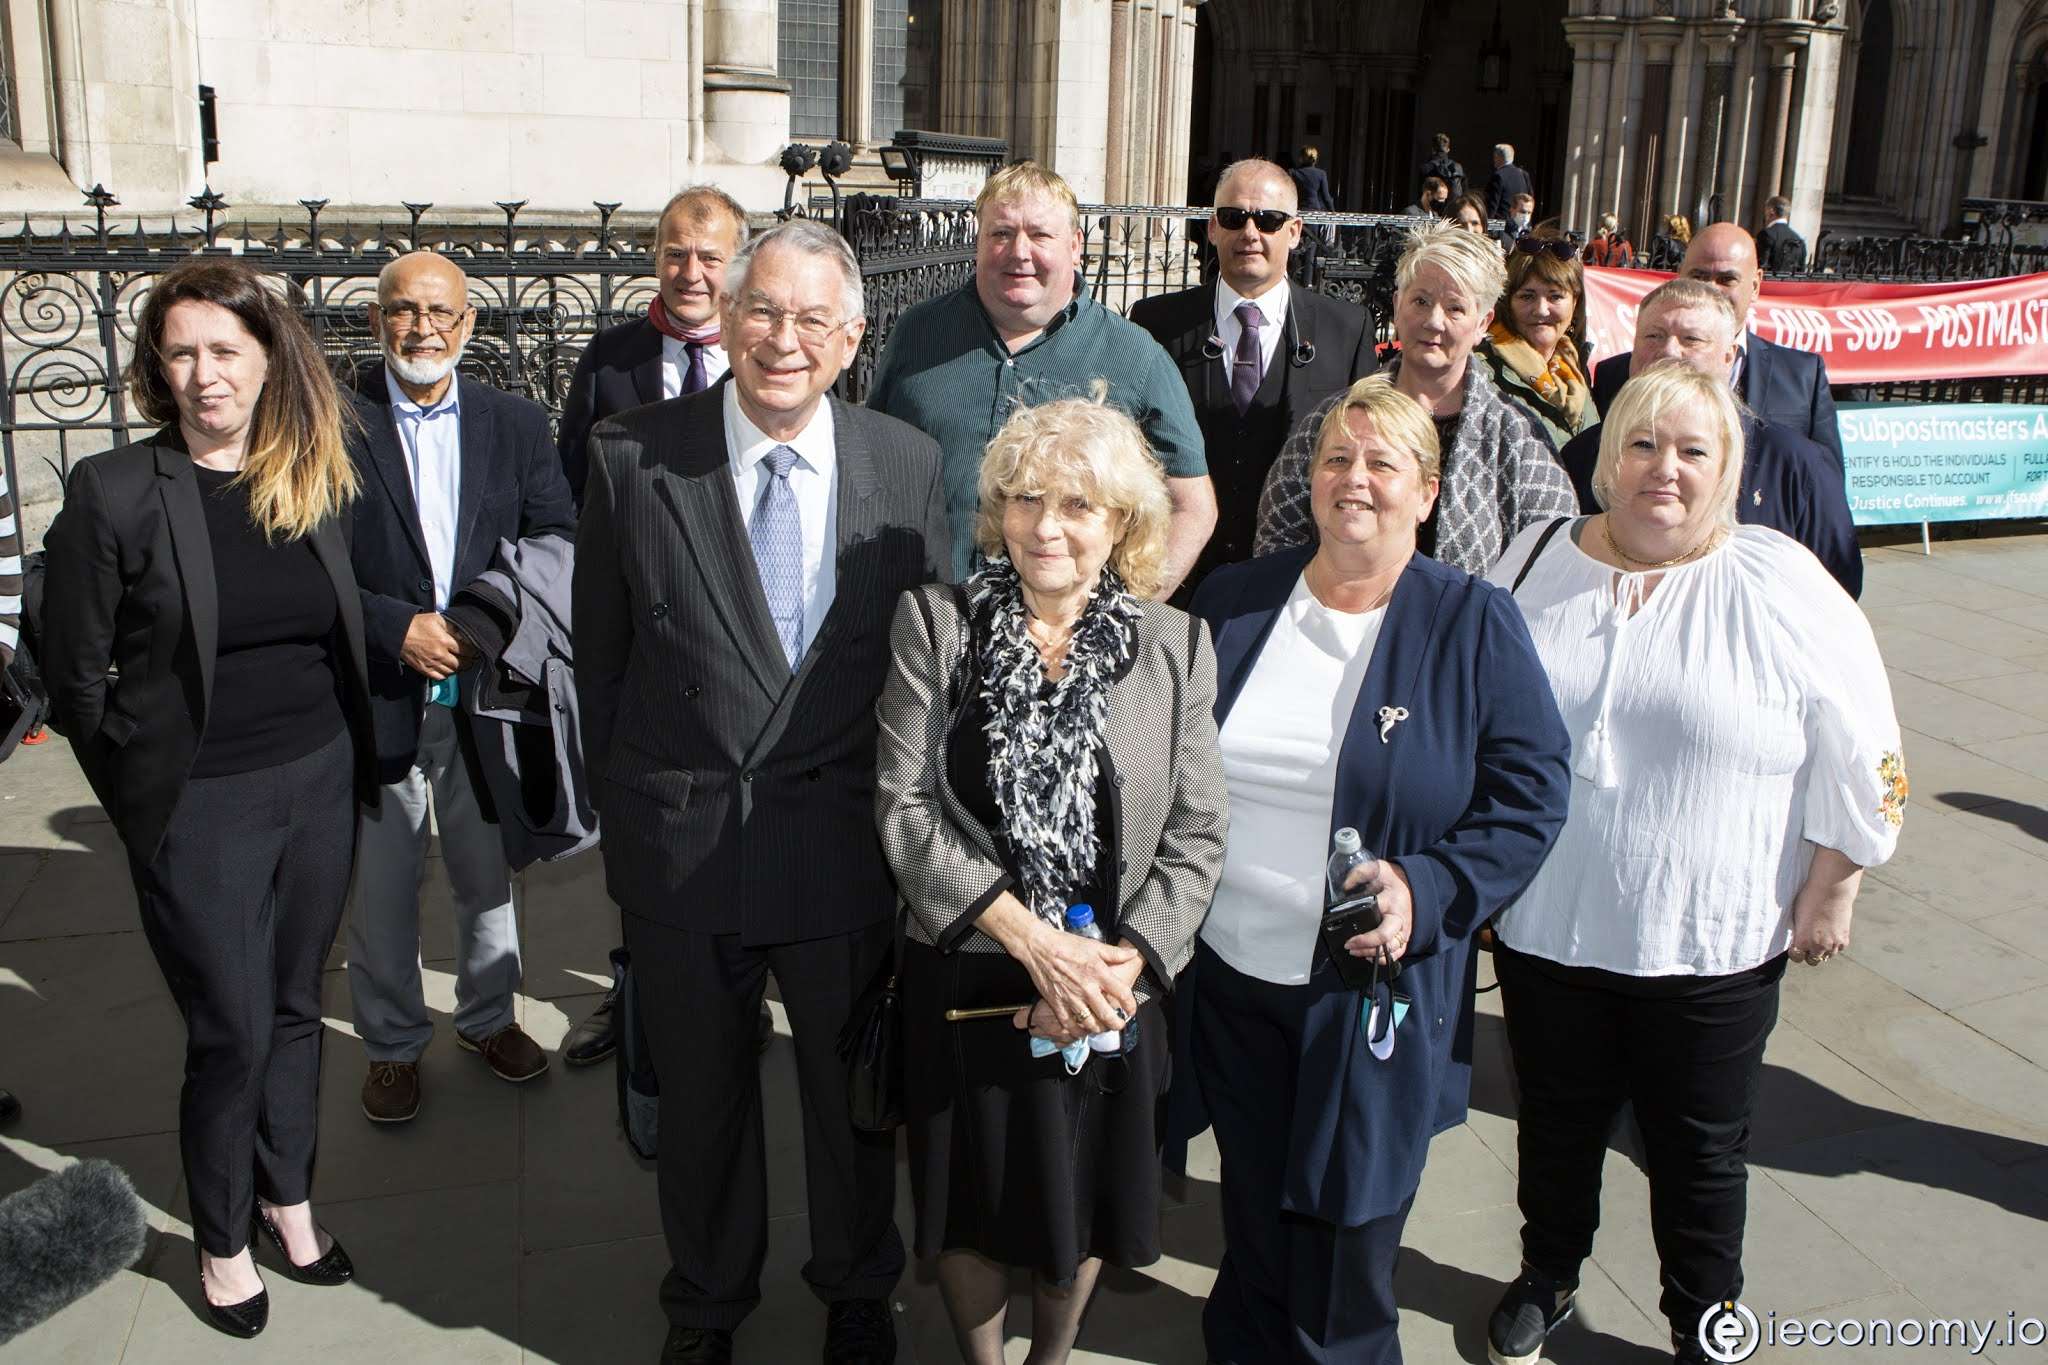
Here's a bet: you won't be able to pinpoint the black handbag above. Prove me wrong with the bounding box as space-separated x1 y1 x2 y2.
837 910 906 1132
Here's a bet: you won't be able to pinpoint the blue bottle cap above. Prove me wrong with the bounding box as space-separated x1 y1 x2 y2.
1063 903 1096 930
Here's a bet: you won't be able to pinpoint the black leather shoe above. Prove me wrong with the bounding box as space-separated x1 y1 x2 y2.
564 988 620 1066
660 1325 734 1363
824 1298 897 1364
758 1002 776 1053
196 1250 268 1338
252 1207 354 1286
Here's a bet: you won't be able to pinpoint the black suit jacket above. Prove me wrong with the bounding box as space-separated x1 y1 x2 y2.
348 366 577 784
1484 163 1533 222
557 317 665 504
1128 282 1374 586
1557 413 1862 598
1592 334 1844 466
574 380 950 944
1758 220 1808 272
41 432 378 863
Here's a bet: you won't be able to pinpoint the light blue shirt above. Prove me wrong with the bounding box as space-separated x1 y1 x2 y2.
386 368 463 611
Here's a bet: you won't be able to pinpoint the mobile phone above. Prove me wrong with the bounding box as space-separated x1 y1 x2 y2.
1320 892 1384 992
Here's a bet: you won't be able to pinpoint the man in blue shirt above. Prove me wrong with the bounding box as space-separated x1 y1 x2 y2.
867 161 1215 592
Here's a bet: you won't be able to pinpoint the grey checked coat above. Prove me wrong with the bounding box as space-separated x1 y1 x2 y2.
875 583 1229 1002
1252 355 1577 576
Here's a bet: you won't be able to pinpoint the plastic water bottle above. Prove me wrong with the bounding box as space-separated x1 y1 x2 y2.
1327 827 1377 905
1063 904 1125 1054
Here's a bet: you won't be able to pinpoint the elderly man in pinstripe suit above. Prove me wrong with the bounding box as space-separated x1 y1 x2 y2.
574 218 950 1365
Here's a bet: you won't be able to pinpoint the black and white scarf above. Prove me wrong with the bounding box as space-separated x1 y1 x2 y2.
967 556 1141 928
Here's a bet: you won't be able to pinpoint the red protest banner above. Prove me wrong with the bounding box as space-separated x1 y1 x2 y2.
1582 266 2048 383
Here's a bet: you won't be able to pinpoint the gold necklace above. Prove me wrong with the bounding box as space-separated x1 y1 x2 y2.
1601 518 1716 572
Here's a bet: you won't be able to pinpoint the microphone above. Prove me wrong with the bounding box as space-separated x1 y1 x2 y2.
1201 335 1224 360
0 1160 150 1344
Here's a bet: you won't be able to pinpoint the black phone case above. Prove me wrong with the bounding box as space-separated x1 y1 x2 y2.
1320 893 1383 991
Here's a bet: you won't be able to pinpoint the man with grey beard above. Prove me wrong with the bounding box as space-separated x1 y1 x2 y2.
345 251 576 1123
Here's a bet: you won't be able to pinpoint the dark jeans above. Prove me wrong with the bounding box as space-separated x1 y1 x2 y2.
1495 943 1787 1339
127 728 356 1257
1194 942 1412 1365
620 912 905 1331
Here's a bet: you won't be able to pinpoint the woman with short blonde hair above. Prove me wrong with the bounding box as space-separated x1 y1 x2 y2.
879 393 1228 1364
1589 361 1745 524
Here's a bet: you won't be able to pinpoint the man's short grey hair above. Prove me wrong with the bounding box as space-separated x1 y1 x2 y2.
1639 277 1741 342
724 218 865 323
1495 143 1515 162
1214 157 1297 210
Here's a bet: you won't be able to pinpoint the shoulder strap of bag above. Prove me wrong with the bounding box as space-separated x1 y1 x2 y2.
1512 517 1571 594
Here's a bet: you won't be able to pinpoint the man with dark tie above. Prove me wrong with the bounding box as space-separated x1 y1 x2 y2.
555 185 763 1069
1129 157 1375 591
1591 221 1843 464
574 219 947 1365
556 186 748 502
1559 278 1861 598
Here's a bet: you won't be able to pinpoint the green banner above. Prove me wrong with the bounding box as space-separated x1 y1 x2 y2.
1841 403 2048 526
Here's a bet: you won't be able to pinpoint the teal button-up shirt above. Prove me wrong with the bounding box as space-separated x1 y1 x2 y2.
867 279 1207 579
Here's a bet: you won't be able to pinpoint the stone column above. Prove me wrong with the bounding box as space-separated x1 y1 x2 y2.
1755 27 1809 205
1561 17 1622 231
704 0 789 165
841 0 876 148
1166 1 1199 207
1692 19 1741 227
1782 16 1844 242
1106 0 1134 202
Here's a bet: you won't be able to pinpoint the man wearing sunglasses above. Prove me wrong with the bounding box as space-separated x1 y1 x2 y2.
1130 158 1375 594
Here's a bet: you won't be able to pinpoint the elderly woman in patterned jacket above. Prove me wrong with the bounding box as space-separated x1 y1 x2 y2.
1255 218 1578 574
875 393 1228 1365
1481 363 1907 1365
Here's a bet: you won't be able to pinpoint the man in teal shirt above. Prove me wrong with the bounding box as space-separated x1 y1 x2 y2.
867 161 1215 590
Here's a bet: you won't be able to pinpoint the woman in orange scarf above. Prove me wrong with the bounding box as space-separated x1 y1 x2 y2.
1478 236 1593 450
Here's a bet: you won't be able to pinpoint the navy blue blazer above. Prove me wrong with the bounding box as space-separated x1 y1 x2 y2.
348 366 577 783
1593 333 1844 466
556 316 664 504
1557 415 1862 599
1178 548 1571 1226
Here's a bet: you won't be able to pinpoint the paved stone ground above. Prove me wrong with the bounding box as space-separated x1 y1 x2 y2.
4 533 2047 1365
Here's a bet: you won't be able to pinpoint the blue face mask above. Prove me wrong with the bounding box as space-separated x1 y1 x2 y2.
1029 1035 1090 1074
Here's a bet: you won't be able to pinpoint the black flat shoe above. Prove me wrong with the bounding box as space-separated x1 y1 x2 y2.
252 1207 355 1286
196 1250 268 1338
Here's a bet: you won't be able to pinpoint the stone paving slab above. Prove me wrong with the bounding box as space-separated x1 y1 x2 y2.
2 537 2046 1363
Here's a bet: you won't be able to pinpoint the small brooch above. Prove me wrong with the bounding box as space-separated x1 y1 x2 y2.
1377 705 1409 744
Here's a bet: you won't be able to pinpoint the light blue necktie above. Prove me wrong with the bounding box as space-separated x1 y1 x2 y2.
750 444 805 669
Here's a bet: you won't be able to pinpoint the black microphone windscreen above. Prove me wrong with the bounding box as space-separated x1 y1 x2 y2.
0 1159 150 1344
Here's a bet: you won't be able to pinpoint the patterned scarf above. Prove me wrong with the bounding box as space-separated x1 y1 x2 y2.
646 296 721 346
967 556 1141 927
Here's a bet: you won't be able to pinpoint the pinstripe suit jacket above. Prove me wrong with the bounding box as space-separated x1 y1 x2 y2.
874 582 1229 1001
573 379 950 944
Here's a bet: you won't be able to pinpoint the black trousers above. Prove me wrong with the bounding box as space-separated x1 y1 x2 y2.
621 912 905 1331
1194 943 1412 1365
1495 944 1787 1339
127 728 356 1258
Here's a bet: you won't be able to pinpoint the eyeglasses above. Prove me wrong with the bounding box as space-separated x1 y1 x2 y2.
736 300 850 346
1514 235 1580 261
380 303 471 332
1214 207 1295 233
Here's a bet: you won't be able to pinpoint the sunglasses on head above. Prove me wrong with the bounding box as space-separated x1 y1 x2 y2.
1515 235 1580 261
1214 206 1295 233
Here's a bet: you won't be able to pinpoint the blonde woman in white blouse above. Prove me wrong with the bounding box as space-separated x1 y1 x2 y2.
1478 362 1906 1365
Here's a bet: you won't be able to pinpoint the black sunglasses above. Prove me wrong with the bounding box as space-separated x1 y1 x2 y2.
1515 234 1580 261
1214 206 1295 233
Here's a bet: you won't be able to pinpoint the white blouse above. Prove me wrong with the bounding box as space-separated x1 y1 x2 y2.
1202 574 1386 985
1487 521 1906 977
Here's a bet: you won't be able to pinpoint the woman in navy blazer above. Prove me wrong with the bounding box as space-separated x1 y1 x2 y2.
1181 375 1571 1363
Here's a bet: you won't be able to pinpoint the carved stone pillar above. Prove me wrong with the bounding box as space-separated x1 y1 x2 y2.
1756 27 1809 205
1561 17 1622 231
1107 0 1134 202
704 0 789 165
1692 19 1741 227
841 0 876 147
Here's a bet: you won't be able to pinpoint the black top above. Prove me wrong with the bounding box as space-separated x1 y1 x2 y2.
1416 409 1463 561
947 680 1116 935
190 465 345 777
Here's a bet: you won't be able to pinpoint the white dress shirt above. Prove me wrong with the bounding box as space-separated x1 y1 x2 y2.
386 368 462 611
1202 574 1386 985
1215 278 1290 389
723 382 838 655
661 333 730 400
1487 522 1905 977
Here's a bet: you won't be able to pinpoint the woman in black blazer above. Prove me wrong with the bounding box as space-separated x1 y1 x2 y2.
42 258 378 1338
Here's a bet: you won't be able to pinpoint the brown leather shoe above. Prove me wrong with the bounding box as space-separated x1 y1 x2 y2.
458 1023 549 1082
361 1061 420 1123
